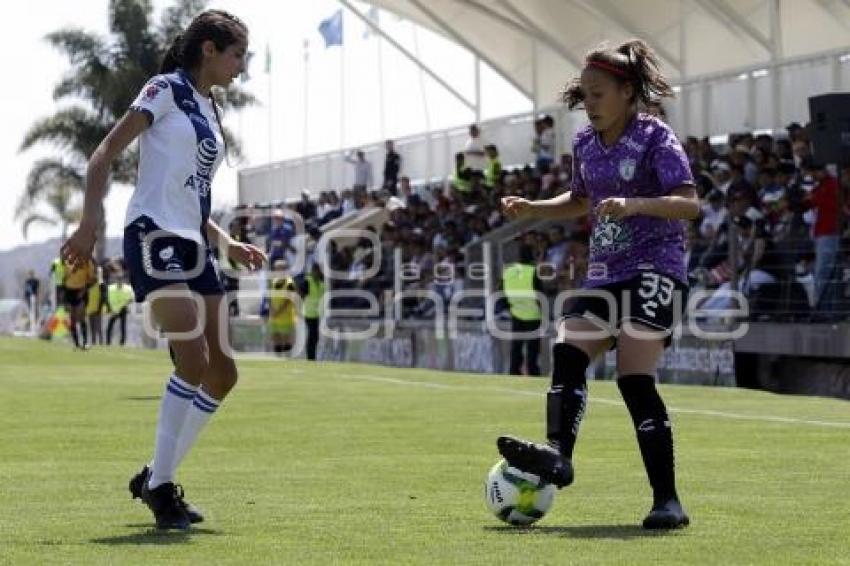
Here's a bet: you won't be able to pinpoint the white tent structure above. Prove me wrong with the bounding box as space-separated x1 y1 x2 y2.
239 0 850 204
359 0 850 131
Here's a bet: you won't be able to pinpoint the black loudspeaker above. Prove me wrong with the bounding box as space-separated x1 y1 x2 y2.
808 93 850 166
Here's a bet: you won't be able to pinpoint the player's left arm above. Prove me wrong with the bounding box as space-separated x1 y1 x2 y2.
205 219 267 271
598 186 700 220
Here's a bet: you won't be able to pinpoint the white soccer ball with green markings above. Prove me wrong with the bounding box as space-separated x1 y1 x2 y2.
484 459 556 526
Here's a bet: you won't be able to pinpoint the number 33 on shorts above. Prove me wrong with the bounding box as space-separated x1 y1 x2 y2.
637 272 675 319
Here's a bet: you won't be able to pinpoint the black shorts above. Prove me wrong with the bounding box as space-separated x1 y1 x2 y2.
561 271 687 348
64 288 87 308
124 215 224 303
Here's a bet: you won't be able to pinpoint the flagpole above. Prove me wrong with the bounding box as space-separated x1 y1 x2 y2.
340 29 345 151
303 39 309 157
266 44 273 162
412 24 430 132
377 29 385 140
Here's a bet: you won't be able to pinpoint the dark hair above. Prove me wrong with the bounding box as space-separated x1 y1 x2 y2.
562 39 674 110
160 10 247 74
518 244 535 264
160 10 247 163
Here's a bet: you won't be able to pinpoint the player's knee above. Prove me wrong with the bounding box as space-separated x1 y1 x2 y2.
171 341 209 384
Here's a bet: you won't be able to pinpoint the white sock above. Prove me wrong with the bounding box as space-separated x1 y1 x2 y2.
148 374 197 489
172 388 220 470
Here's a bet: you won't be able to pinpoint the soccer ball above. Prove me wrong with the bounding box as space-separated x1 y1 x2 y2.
484 459 556 526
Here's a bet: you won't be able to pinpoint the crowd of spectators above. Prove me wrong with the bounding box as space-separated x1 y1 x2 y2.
685 125 850 319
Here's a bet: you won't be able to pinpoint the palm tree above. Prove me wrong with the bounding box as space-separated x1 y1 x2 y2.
16 159 85 240
18 0 257 258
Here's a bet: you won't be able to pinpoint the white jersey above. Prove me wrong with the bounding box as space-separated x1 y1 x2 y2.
464 136 486 171
125 70 225 244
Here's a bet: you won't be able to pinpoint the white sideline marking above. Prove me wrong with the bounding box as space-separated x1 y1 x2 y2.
331 372 850 430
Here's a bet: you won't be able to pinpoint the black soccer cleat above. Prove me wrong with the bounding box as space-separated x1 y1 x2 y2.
130 465 205 524
496 435 574 488
141 481 191 530
642 498 690 530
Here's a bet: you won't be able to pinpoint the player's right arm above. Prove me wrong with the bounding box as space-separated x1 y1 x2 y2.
501 191 590 221
61 111 150 267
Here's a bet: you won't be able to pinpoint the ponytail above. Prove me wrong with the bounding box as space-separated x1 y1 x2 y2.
615 39 674 106
561 39 674 110
160 33 184 74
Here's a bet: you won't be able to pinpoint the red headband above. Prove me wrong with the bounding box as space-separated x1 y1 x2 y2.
586 59 632 79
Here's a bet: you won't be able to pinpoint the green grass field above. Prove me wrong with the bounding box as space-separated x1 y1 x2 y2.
1 337 849 565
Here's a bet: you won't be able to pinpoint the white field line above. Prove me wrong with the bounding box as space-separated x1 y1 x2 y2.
328 372 850 430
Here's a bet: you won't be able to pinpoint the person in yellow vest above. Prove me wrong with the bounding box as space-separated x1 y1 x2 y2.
107 279 134 346
451 152 472 200
63 257 96 350
49 256 66 309
483 144 502 190
501 244 544 376
298 262 325 361
86 266 108 346
268 260 297 355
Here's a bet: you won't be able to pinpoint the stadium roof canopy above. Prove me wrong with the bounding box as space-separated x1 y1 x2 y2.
359 0 850 108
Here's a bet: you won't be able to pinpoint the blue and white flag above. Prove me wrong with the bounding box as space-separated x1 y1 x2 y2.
318 9 344 48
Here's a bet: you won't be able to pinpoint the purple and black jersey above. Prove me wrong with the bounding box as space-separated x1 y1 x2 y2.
570 113 694 287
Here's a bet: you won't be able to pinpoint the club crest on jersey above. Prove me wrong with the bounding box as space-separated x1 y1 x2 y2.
143 85 160 100
619 158 636 181
143 79 167 101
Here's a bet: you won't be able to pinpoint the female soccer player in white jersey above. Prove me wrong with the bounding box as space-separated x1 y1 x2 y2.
498 39 700 529
61 10 266 530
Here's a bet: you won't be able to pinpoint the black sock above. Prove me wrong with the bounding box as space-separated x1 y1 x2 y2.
546 343 590 458
617 374 678 505
80 320 88 346
70 323 80 348
273 344 284 354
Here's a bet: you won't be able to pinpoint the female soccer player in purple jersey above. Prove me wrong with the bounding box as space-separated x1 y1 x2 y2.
498 39 699 529
61 11 266 530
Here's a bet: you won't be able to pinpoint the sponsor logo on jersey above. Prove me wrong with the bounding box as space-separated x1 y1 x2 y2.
184 173 211 198
196 138 218 177
181 99 198 110
591 217 631 254
159 246 174 261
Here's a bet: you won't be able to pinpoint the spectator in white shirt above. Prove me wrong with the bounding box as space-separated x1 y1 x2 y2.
700 189 728 239
341 189 356 216
464 124 486 175
711 160 732 195
345 150 373 190
399 176 413 207
533 114 555 174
